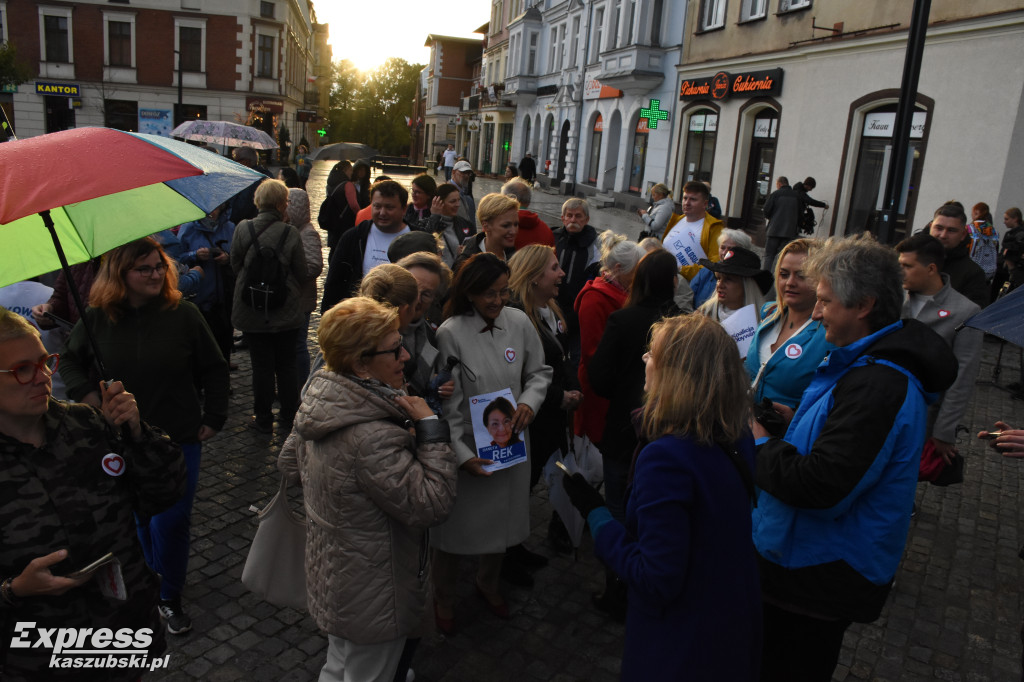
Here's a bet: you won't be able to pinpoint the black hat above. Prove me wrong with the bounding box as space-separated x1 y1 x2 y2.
387 231 440 262
698 246 773 294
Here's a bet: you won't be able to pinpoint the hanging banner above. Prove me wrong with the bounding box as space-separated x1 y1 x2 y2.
138 109 173 136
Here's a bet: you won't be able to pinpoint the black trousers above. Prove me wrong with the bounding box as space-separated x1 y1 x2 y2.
759 601 851 682
247 328 300 424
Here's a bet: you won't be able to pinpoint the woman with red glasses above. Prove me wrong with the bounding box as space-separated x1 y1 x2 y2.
59 237 229 637
0 308 185 680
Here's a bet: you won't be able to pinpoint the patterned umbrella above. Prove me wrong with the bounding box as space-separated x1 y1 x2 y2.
171 119 279 150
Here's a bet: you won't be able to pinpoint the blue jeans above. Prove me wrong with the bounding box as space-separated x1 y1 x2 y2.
444 166 453 182
137 442 201 600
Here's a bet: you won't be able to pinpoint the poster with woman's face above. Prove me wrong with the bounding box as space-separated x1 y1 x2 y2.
469 388 527 473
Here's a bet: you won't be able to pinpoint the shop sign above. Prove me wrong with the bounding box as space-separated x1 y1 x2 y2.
296 109 317 122
536 85 558 97
679 68 783 101
593 114 603 132
2 84 17 93
246 97 284 113
636 118 650 134
584 79 623 100
36 81 80 96
467 120 480 132
688 113 719 133
863 111 926 139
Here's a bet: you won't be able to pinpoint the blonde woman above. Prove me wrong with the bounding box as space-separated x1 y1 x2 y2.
574 231 643 449
562 314 760 680
453 193 520 272
279 296 457 682
508 244 581 554
745 238 833 409
697 246 772 324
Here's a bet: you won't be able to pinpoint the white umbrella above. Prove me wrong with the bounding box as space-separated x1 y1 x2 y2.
171 120 278 150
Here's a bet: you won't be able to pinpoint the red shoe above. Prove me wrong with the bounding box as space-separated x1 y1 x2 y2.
434 603 455 635
475 584 509 620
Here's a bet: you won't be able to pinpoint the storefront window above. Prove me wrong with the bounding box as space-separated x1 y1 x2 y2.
588 114 603 184
845 104 927 240
682 110 717 183
497 123 513 172
741 109 778 230
104 99 138 132
483 122 494 175
628 118 649 194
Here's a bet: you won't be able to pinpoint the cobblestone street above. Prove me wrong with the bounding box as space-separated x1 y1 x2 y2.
147 164 1024 681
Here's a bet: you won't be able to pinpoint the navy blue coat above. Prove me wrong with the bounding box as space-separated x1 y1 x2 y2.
593 434 761 681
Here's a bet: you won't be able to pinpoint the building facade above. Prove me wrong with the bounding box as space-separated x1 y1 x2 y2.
1 0 331 151
421 33 483 168
673 0 1024 241
504 0 683 199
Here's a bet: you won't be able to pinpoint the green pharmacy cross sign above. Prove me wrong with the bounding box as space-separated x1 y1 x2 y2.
640 99 669 129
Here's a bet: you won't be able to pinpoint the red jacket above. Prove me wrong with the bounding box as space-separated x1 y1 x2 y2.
514 210 555 250
573 276 628 443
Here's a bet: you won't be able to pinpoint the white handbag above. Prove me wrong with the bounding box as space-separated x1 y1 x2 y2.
241 475 308 611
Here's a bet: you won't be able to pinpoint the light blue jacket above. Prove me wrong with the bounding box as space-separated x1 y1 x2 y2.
744 303 834 408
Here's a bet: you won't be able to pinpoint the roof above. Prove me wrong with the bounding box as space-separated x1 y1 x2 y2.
424 34 484 47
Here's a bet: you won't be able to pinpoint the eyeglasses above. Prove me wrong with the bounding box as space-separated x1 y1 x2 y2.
481 287 511 302
362 336 405 360
130 263 169 278
0 354 59 385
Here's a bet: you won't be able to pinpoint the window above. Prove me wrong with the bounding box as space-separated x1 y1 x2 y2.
556 24 565 70
44 15 69 62
591 7 604 63
627 0 637 44
179 26 201 71
588 115 603 184
108 21 131 66
104 99 138 132
682 110 718 183
628 118 649 193
548 28 557 72
0 4 7 43
257 34 275 78
260 1 274 18
699 0 726 30
569 16 580 67
778 0 811 11
651 0 664 45
611 0 621 49
527 32 537 74
740 0 767 21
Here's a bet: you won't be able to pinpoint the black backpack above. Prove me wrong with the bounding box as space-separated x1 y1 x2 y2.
241 221 291 312
799 205 816 235
317 180 355 245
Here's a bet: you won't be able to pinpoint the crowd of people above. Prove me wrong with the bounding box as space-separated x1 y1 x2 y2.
2 152 1023 682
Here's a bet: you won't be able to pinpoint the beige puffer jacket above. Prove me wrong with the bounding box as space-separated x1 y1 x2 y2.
278 370 457 643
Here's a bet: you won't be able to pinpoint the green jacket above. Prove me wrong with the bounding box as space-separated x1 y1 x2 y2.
60 300 228 444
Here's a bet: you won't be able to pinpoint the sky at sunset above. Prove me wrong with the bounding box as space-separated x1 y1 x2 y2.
312 0 485 72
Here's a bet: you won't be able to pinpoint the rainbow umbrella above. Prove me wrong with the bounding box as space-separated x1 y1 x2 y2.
0 127 265 373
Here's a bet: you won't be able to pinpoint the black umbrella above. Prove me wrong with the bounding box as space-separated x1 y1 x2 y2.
963 285 1024 347
311 142 378 161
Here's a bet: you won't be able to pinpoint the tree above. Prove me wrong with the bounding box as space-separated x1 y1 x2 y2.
326 57 423 155
0 42 33 90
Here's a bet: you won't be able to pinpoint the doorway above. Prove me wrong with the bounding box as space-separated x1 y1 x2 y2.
556 120 570 183
45 95 75 133
740 111 778 233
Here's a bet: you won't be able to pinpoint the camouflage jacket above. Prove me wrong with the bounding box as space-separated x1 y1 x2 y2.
0 400 185 681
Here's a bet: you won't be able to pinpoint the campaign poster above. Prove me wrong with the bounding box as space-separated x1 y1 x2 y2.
138 109 173 137
469 388 527 473
664 223 707 268
720 303 758 358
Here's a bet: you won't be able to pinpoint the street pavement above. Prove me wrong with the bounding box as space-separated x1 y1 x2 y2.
147 163 1024 681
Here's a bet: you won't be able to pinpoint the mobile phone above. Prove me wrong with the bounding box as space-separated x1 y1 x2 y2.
555 460 570 475
980 431 1003 440
66 552 116 579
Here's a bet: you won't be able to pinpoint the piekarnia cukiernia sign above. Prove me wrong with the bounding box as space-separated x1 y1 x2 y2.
679 68 784 101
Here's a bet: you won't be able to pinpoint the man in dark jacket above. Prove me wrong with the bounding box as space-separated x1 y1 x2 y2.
751 233 956 681
928 202 990 308
518 153 537 184
321 180 413 312
553 198 602 376
762 176 802 269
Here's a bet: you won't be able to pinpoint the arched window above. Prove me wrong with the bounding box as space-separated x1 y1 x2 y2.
628 116 649 194
845 102 929 239
682 108 718 183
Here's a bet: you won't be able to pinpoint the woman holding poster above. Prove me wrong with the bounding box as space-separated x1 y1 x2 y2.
431 253 552 633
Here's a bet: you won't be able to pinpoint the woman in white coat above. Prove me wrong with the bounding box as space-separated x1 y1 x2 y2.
431 253 553 634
